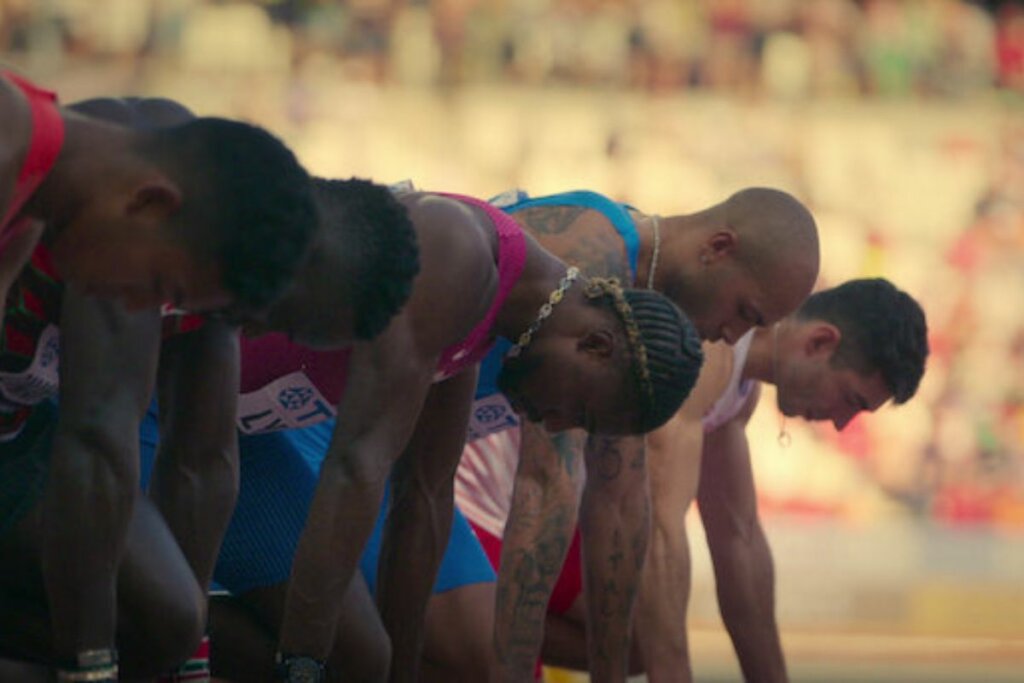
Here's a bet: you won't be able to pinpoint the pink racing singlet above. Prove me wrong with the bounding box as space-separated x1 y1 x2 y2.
0 72 64 253
234 192 528 435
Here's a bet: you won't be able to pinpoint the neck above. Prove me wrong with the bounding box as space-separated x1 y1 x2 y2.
742 324 780 384
634 213 660 289
494 244 580 346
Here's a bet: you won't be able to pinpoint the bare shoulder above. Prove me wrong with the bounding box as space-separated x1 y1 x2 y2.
514 202 630 280
0 74 30 126
397 193 497 351
399 193 494 279
69 96 194 129
0 74 33 202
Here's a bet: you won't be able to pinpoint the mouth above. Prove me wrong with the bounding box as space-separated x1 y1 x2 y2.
507 393 542 423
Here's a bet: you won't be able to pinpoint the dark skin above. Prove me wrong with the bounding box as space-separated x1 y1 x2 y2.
0 75 48 332
489 205 646 682
273 191 656 683
0 98 241 677
0 74 233 316
488 194 817 682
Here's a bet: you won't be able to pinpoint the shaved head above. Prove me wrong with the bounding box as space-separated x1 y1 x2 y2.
725 187 819 318
662 187 820 342
725 188 819 278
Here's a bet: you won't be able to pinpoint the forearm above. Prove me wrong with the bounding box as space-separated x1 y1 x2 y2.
148 441 239 590
709 525 787 683
280 458 387 660
699 406 787 683
377 478 454 682
580 435 649 683
493 427 582 682
635 526 693 683
41 428 138 660
154 322 241 589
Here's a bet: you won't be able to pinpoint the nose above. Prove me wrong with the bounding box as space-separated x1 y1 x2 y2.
721 323 746 345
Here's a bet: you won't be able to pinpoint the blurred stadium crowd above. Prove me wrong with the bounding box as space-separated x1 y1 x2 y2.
2 0 1022 535
2 0 1024 95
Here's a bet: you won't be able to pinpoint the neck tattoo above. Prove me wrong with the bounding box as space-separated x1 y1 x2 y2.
507 266 581 358
773 323 791 448
647 215 661 290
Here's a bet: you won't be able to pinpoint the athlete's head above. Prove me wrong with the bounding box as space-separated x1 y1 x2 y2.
50 113 316 315
664 187 819 344
258 177 420 347
498 278 703 435
773 278 929 430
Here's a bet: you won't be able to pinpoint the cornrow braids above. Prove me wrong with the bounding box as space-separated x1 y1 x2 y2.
583 278 655 411
584 278 704 432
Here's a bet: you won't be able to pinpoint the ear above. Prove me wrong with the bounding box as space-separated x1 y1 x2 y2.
699 229 738 265
577 328 616 359
804 322 841 358
125 175 182 218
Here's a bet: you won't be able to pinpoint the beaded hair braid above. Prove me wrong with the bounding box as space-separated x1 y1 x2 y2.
583 277 655 411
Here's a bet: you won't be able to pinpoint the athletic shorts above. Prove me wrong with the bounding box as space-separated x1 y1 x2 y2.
137 413 495 596
0 400 57 536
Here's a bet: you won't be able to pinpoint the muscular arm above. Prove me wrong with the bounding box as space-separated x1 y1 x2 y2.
42 288 161 660
579 434 649 683
629 341 734 682
0 76 43 333
377 366 480 682
278 322 436 662
697 385 788 683
634 413 705 683
494 424 586 682
150 321 240 590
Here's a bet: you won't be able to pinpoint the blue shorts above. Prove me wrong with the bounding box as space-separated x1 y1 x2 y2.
139 412 495 595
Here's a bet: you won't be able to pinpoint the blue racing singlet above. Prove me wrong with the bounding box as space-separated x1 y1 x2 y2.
470 190 640 437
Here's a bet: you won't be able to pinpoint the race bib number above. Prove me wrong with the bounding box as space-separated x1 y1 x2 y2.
467 393 519 441
237 371 336 434
0 324 61 407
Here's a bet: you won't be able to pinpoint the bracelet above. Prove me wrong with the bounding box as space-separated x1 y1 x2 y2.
56 648 118 682
56 665 118 682
274 652 327 683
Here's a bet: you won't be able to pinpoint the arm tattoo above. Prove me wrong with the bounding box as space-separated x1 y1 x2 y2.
592 438 623 480
495 501 575 668
516 205 587 235
550 431 580 476
516 206 632 280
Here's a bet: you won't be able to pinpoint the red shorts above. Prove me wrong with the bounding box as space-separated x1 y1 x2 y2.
468 521 583 615
470 520 584 679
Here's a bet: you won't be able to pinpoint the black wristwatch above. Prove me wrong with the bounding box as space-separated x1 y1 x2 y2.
274 652 327 683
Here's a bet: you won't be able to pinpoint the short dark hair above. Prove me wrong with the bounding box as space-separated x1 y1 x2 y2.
796 278 928 404
584 280 704 432
140 117 317 312
312 177 420 339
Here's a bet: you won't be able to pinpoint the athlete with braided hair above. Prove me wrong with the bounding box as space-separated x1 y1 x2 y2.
169 181 703 682
435 278 927 683
476 187 820 682
203 185 817 682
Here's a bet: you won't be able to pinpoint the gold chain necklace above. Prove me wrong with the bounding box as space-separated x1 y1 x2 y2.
507 266 581 358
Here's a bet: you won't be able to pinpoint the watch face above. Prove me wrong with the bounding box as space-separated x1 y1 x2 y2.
286 657 323 683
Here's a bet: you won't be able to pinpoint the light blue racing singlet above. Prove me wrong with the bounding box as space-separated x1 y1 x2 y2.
470 190 640 439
